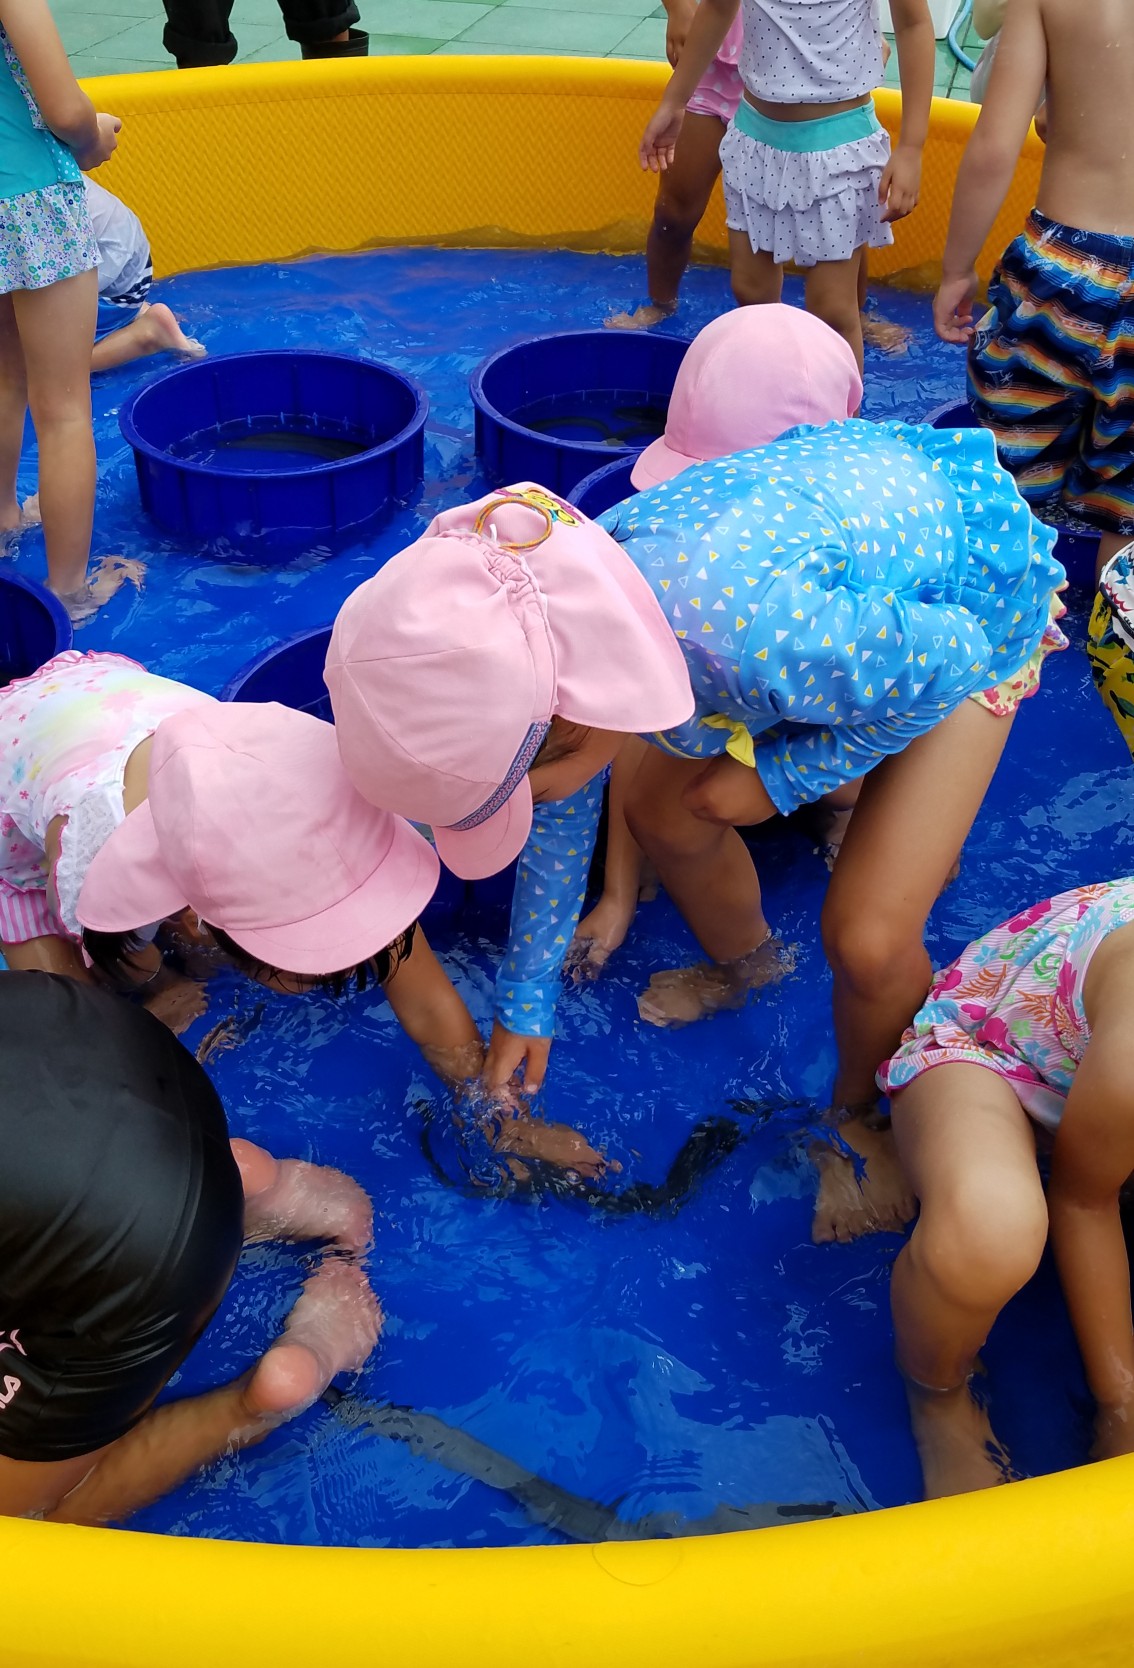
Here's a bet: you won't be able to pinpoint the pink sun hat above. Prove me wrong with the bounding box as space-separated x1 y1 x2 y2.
78 701 439 976
631 305 863 492
326 485 694 882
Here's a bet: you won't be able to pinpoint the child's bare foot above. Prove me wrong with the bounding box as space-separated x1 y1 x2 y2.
133 302 207 360
906 1379 1012 1498
811 1117 916 1244
860 310 912 355
245 1260 382 1417
494 1113 615 1182
565 893 637 982
56 555 146 624
636 936 794 1027
237 1147 374 1254
142 971 209 1035
606 302 677 331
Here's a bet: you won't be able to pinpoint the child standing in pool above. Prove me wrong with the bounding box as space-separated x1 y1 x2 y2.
608 2 745 332
0 0 142 619
934 0 1134 581
637 0 935 372
880 879 1134 1498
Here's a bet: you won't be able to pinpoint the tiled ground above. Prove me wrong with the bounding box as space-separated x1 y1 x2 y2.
64 0 987 89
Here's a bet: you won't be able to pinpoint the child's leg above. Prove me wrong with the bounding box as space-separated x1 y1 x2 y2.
890 1064 1048 1498
625 747 791 1024
12 274 142 615
568 735 649 975
855 246 911 358
231 1138 374 1254
0 295 28 536
812 701 1014 1244
803 254 865 375
0 934 87 977
728 232 783 308
608 115 728 330
90 304 205 374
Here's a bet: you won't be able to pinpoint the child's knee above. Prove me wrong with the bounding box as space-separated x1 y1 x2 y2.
653 190 705 247
822 910 918 995
914 1187 1047 1306
732 270 779 308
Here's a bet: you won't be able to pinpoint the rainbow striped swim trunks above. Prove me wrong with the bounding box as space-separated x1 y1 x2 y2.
968 209 1134 537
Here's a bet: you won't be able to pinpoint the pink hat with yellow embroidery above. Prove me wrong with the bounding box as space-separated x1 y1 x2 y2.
326 486 694 881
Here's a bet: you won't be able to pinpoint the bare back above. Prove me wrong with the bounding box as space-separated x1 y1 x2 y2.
1038 0 1134 234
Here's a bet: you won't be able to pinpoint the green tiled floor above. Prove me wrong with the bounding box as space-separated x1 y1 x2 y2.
63 0 985 89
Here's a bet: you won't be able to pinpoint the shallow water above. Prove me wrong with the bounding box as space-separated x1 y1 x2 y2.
8 248 1131 1548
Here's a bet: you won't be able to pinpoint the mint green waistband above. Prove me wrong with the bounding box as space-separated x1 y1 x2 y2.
733 99 880 153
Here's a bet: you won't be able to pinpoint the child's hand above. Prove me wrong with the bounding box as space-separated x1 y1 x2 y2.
75 111 121 171
879 144 921 223
933 270 981 344
665 0 698 66
483 1020 552 1095
640 101 685 173
565 892 637 982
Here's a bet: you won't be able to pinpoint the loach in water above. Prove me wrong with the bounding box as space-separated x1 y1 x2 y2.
321 1387 848 1542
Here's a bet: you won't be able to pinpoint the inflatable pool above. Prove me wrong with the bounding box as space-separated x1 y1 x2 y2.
7 53 1132 1668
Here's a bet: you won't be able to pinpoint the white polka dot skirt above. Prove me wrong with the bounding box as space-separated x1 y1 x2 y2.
719 117 894 268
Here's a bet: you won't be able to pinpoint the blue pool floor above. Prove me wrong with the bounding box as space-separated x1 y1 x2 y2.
8 247 1134 1548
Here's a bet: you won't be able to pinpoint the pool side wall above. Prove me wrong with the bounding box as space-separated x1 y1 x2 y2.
82 58 1043 286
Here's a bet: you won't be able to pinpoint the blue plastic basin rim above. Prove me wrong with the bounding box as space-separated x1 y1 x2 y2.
119 350 429 481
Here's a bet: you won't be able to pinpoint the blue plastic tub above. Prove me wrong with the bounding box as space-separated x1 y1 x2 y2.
569 455 638 520
926 399 1099 588
220 628 487 922
471 330 688 496
0 571 72 687
121 351 428 560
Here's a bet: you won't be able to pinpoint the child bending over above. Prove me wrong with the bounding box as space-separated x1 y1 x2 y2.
935 0 1134 579
639 0 934 372
0 973 380 1523
880 880 1134 1498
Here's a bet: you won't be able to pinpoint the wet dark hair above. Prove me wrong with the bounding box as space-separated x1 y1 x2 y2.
81 928 158 989
531 717 592 771
82 920 419 997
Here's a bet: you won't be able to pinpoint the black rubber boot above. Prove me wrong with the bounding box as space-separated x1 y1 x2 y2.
301 27 368 56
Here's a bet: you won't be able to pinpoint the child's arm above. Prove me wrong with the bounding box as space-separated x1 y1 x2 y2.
1048 958 1134 1454
663 0 700 68
0 0 118 165
881 0 935 223
933 0 1047 342
640 0 741 173
483 775 605 1093
382 928 485 1084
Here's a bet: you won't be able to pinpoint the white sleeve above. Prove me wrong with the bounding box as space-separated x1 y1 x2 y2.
52 787 127 939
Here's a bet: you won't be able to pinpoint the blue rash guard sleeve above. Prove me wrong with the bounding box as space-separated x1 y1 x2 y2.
493 776 604 1038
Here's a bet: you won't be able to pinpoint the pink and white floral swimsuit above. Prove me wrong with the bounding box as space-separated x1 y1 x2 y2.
879 880 1134 1131
0 651 213 944
688 10 744 123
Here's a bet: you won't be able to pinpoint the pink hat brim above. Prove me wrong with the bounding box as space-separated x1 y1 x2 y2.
79 798 441 978
631 436 702 493
78 800 191 933
432 776 534 882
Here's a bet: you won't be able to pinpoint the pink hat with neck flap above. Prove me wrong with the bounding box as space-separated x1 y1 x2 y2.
631 304 863 491
326 486 694 881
